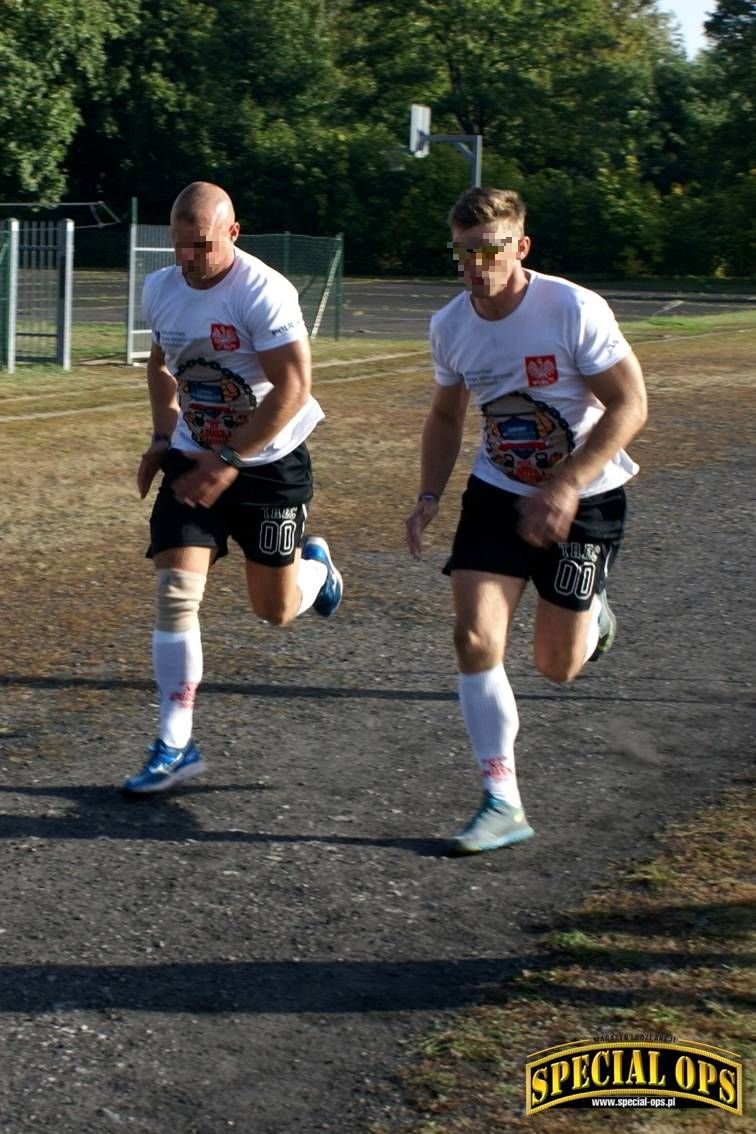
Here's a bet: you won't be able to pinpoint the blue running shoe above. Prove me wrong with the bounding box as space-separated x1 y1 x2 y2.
450 792 535 855
122 738 205 796
302 536 343 617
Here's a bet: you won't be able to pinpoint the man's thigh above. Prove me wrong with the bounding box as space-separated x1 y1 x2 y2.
443 476 532 578
533 597 596 680
232 502 308 567
149 449 230 560
451 570 528 672
529 487 626 611
530 486 627 679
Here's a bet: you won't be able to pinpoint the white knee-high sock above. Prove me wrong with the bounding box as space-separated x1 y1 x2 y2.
296 557 327 615
581 593 601 665
152 628 203 749
458 664 522 807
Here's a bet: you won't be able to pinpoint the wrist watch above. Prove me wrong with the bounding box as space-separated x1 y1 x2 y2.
217 445 245 470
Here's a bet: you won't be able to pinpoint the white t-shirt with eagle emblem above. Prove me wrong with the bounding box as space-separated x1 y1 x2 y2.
430 270 639 498
142 247 324 466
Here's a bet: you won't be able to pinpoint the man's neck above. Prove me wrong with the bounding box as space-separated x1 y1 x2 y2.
185 254 236 290
471 267 531 321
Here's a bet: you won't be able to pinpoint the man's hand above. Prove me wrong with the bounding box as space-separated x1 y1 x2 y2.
137 440 170 499
517 478 580 548
405 497 440 560
172 450 239 508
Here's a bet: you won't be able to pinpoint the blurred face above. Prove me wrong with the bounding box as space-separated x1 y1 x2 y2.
171 211 240 288
449 220 530 298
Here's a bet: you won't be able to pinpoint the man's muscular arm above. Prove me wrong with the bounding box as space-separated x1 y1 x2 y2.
405 381 470 559
517 351 647 548
137 341 180 498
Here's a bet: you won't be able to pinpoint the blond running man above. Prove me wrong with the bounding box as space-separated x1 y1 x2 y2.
406 187 647 854
123 182 342 795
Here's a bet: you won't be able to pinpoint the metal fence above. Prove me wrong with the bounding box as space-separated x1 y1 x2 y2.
0 221 18 371
127 227 343 362
0 219 74 370
0 222 343 371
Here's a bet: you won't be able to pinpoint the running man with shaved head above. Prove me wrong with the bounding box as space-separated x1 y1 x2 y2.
123 182 342 795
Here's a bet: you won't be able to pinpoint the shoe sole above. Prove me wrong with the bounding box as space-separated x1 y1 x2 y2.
448 824 535 856
121 757 207 797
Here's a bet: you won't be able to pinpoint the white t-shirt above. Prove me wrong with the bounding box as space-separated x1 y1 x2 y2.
430 270 639 497
142 247 324 465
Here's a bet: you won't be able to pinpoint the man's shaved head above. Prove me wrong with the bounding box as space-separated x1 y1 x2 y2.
170 181 236 227
170 182 240 289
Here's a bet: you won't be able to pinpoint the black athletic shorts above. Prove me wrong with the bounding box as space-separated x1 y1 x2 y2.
443 475 627 611
148 444 313 566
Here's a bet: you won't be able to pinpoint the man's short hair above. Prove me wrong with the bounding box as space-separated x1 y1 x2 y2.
448 187 526 233
171 182 235 227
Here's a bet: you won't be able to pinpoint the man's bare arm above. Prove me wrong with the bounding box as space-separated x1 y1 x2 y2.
223 337 312 458
518 351 648 547
137 341 180 498
146 340 180 438
406 381 470 559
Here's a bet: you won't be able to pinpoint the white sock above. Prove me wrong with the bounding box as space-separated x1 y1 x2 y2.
296 557 327 615
458 664 522 808
152 628 203 749
582 593 602 665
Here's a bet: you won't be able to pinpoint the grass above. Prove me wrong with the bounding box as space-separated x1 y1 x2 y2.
72 321 128 362
367 777 755 1134
624 309 756 343
2 303 753 373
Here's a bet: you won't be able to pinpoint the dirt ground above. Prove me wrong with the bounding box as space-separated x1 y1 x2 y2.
0 329 754 1133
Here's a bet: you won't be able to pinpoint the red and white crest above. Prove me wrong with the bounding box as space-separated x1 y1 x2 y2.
525 354 558 387
210 323 240 351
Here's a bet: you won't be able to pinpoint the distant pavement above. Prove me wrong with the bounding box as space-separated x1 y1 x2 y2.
340 278 756 339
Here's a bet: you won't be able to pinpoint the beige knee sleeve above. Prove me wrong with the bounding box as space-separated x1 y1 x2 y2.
155 569 207 633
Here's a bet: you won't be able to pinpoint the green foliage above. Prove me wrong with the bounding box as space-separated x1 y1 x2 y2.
0 0 139 198
0 0 753 275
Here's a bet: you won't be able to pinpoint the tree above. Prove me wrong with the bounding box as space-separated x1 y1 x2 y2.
0 0 138 199
69 0 342 221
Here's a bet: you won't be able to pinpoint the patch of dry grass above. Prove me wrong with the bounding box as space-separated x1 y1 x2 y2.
368 778 755 1134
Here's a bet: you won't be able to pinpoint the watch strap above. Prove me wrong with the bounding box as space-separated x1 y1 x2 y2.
218 445 245 469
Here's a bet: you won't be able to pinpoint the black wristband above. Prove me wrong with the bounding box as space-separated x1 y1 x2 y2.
418 491 440 503
152 431 171 443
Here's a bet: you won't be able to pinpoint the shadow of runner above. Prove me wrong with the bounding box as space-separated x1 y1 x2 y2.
0 784 447 856
0 672 751 706
0 957 529 1015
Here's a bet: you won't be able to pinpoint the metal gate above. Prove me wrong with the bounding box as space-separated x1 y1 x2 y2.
0 219 74 371
0 220 18 372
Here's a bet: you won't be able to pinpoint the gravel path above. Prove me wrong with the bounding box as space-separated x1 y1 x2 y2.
0 441 754 1132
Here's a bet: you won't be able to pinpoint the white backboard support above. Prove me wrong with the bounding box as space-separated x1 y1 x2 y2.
409 104 431 157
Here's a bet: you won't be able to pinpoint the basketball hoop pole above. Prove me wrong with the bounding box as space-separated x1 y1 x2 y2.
408 104 482 187
424 132 482 188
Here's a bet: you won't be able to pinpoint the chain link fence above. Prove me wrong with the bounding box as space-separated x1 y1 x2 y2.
0 220 343 371
127 227 343 362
